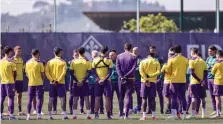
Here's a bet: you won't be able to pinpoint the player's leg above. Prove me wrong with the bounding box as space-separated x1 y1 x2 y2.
100 96 104 114
58 84 68 120
72 83 79 119
80 95 85 114
187 84 199 119
26 86 35 120
8 84 17 120
208 79 216 115
15 81 24 115
150 83 157 119
82 82 91 119
140 97 148 120
124 83 133 119
48 84 57 119
89 84 95 114
118 83 126 118
135 83 142 113
104 81 112 119
36 86 44 119
163 83 171 114
0 84 7 120
52 97 57 114
69 91 73 114
178 84 187 119
186 86 192 113
114 83 120 114
169 83 177 119
140 82 148 120
156 79 164 114
110 83 115 115
32 97 37 114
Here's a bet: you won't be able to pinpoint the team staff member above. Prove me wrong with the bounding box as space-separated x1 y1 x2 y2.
116 43 137 120
0 46 18 120
45 47 68 120
70 47 92 120
211 50 223 118
92 46 112 119
12 46 25 115
187 48 207 119
165 45 188 119
139 51 160 120
25 49 45 120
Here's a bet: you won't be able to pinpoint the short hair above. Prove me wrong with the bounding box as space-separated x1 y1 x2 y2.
168 47 175 55
124 43 132 51
208 45 217 51
14 46 21 51
73 50 78 53
191 48 199 54
174 45 182 53
54 47 62 55
78 47 85 55
4 46 13 54
150 46 156 50
101 46 109 54
198 52 202 57
31 49 40 56
217 50 223 57
110 49 116 53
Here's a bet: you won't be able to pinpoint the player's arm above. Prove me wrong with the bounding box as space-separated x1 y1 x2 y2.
40 63 45 80
139 61 147 81
45 61 53 82
12 62 17 81
116 56 124 78
189 60 201 82
82 61 92 83
211 63 218 76
148 62 161 78
160 64 166 73
165 59 172 74
124 57 137 77
102 60 112 82
58 62 67 81
69 61 78 83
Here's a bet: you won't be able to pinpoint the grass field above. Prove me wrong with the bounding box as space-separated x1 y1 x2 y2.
1 91 223 124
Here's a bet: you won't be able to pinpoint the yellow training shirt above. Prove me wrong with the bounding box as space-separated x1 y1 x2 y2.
211 60 223 85
165 54 188 83
45 56 67 84
189 57 207 84
92 56 112 80
25 58 44 86
139 57 160 83
70 56 91 82
0 58 16 84
12 57 24 81
161 64 171 84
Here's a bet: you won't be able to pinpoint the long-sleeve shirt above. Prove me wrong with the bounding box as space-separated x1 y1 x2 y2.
110 60 118 82
211 60 223 85
116 51 137 78
154 55 164 80
206 56 217 79
139 56 161 83
135 56 142 82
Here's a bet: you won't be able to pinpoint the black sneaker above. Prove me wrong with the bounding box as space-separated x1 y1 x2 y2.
63 116 69 120
165 109 171 114
48 116 54 120
90 111 95 114
161 110 164 114
146 111 152 114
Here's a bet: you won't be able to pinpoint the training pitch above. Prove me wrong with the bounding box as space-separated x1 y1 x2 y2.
1 92 223 124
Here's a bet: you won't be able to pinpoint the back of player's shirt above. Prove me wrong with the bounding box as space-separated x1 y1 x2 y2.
12 57 24 81
25 58 44 86
0 58 16 84
211 60 223 85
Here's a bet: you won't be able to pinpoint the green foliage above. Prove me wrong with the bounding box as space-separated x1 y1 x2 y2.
122 13 178 32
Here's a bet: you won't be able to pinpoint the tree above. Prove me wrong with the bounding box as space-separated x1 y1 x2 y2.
122 13 178 32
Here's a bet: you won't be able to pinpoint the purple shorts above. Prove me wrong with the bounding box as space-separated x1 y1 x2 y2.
170 83 186 98
15 81 23 93
189 84 200 98
95 80 112 97
208 79 214 95
1 84 15 97
200 85 207 98
163 83 170 97
73 82 89 97
49 84 66 98
213 84 223 96
140 82 156 98
28 85 44 97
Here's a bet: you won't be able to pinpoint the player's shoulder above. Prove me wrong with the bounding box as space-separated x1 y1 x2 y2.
216 60 223 64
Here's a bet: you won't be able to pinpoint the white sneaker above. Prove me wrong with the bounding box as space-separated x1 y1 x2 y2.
186 115 196 119
209 111 216 116
167 116 178 120
41 111 45 115
26 116 30 120
124 116 130 120
210 114 220 119
32 110 37 115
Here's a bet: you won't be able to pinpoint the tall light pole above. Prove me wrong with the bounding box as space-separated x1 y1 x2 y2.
216 0 220 33
179 0 184 32
54 0 57 32
136 0 140 33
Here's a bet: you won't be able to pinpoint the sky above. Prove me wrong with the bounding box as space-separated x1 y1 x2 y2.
1 0 223 15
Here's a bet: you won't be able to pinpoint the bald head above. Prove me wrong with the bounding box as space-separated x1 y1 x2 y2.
133 47 140 56
91 50 98 59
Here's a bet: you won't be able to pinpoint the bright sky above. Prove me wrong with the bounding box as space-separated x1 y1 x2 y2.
1 0 223 15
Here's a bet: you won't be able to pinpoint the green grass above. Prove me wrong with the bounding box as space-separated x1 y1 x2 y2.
2 92 223 124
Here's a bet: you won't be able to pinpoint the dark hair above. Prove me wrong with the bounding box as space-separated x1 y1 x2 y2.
217 50 223 57
150 46 156 50
54 47 62 55
78 47 85 55
198 52 202 57
191 47 199 54
124 43 132 51
4 46 13 54
208 45 217 51
31 49 40 56
73 50 78 53
110 49 116 53
169 47 175 52
149 52 155 57
14 46 21 51
1 45 4 50
101 46 109 54
174 45 182 53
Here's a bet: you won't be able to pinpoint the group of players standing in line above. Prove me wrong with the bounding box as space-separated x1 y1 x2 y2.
0 43 223 121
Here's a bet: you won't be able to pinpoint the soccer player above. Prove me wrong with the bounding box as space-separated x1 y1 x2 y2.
92 46 112 119
116 43 137 119
162 47 175 114
0 46 18 120
109 49 120 115
186 48 207 119
45 47 68 120
12 46 25 115
211 50 223 118
206 45 220 116
148 46 164 114
139 51 161 120
70 47 92 120
25 49 45 120
132 47 142 114
165 45 188 119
